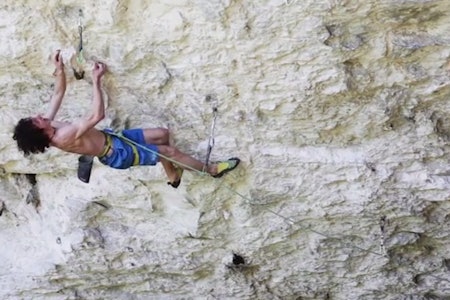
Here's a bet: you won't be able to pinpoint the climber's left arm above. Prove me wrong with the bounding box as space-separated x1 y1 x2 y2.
45 50 67 121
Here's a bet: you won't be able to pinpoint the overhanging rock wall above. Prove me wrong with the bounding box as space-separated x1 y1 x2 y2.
1 0 450 299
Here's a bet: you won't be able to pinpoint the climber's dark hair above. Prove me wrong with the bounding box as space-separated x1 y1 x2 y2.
13 118 51 156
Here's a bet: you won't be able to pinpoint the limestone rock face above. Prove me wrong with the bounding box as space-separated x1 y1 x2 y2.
1 0 450 299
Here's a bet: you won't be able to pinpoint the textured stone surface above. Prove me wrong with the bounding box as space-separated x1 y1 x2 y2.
1 0 450 299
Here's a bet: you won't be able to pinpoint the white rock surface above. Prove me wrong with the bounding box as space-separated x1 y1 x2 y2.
1 0 450 299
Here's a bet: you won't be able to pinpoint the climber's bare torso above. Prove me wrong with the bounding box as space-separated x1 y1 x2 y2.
50 120 106 156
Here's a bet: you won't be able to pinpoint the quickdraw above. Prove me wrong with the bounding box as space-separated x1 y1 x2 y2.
73 9 85 80
203 106 218 172
77 9 84 63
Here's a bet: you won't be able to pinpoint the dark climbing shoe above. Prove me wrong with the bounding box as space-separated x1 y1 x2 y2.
213 157 240 178
167 167 184 189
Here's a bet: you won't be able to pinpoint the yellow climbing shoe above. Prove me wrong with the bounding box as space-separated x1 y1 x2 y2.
213 157 241 178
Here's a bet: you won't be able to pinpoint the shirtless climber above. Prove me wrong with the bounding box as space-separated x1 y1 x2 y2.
12 50 240 188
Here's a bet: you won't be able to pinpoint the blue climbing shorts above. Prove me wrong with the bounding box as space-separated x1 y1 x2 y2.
98 129 159 169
